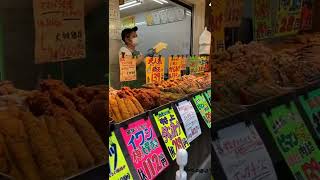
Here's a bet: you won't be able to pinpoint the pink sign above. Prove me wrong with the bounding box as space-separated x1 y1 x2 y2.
120 118 169 180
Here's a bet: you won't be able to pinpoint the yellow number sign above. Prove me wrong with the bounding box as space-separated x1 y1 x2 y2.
146 57 165 84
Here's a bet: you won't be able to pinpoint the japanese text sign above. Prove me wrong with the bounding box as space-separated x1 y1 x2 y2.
180 56 187 70
119 55 137 82
168 56 181 80
146 57 165 84
262 102 320 180
153 108 190 160
120 118 169 180
33 0 86 63
253 0 273 40
193 94 212 128
212 0 225 54
198 56 207 74
213 122 278 180
204 89 212 105
224 0 244 28
299 88 320 139
176 100 202 143
109 131 132 180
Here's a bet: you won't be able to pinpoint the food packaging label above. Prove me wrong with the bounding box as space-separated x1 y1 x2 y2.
193 94 212 128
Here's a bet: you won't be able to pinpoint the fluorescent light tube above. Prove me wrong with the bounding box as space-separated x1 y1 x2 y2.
136 21 146 26
159 0 169 3
120 2 141 10
153 0 164 4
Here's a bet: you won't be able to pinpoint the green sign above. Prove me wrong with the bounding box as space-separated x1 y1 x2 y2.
262 102 320 180
204 89 211 105
193 94 211 128
299 88 320 139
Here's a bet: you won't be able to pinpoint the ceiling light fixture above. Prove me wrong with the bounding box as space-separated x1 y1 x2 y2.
119 0 142 11
153 0 164 4
158 0 169 3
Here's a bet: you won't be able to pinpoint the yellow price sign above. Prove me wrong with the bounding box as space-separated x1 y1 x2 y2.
145 57 165 84
109 131 132 180
153 108 190 160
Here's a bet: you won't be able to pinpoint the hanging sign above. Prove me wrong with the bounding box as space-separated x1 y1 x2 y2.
121 16 136 29
262 102 320 180
120 118 169 180
301 0 313 31
109 131 133 180
253 0 273 40
33 0 86 63
224 0 244 28
119 56 137 82
176 100 202 143
275 0 303 37
153 107 190 160
213 122 278 180
299 88 320 139
212 0 226 54
146 57 165 84
193 94 212 128
168 56 181 79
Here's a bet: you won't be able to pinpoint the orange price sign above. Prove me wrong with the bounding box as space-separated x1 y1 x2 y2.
168 56 181 80
146 57 164 84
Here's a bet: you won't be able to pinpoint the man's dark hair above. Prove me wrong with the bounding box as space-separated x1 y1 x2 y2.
121 26 138 43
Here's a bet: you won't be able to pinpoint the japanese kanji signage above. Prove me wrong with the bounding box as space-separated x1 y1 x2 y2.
213 122 278 180
146 57 165 84
33 0 86 63
193 94 212 128
153 108 190 160
168 56 181 80
176 100 202 143
224 0 244 28
275 0 303 37
180 56 187 71
120 118 169 180
212 0 225 54
299 88 320 139
262 102 320 180
119 56 137 82
253 0 273 40
198 56 207 74
204 89 211 105
109 131 132 180
188 56 198 75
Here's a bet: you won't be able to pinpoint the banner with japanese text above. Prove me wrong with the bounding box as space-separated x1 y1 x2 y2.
212 0 225 54
262 102 320 180
33 0 86 63
168 56 181 80
253 0 273 40
146 57 165 84
193 94 212 128
120 118 169 180
109 131 133 180
153 107 190 160
119 56 137 82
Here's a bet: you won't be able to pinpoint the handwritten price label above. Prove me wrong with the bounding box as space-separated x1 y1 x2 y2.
120 118 169 180
153 108 190 160
119 56 137 82
212 0 225 54
262 102 320 179
253 0 273 40
204 89 212 105
109 132 132 180
146 57 164 84
224 0 244 28
168 56 181 80
193 94 212 128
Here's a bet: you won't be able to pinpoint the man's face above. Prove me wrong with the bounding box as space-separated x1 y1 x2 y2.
126 31 138 45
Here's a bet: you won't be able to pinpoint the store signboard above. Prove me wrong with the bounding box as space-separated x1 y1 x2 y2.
109 131 132 180
299 88 320 139
274 0 303 37
253 0 273 40
120 118 169 180
33 0 86 63
213 122 278 180
212 0 225 54
301 0 313 31
146 57 165 84
153 107 190 160
119 56 137 82
168 56 181 80
224 0 244 28
145 7 185 26
176 100 202 143
121 16 136 29
193 94 212 128
262 102 320 180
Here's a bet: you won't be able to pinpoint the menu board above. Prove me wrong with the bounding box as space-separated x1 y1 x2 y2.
193 94 212 128
146 57 165 84
109 132 133 180
119 56 137 82
301 0 313 31
168 56 181 79
299 88 320 139
213 122 278 180
176 100 202 143
120 118 169 180
224 0 244 28
33 0 86 63
153 108 190 160
262 102 320 180
253 0 273 40
275 0 303 37
212 0 225 54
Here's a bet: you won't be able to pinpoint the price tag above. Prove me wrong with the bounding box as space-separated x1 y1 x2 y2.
224 0 244 28
109 132 132 180
204 89 212 105
193 94 212 128
300 0 313 31
262 102 320 180
188 56 198 75
120 118 169 180
146 57 165 84
212 0 226 54
180 56 187 71
153 108 190 160
253 0 273 40
176 100 202 143
119 56 137 82
168 56 181 79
